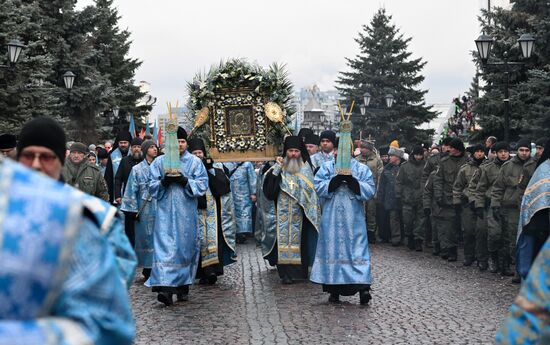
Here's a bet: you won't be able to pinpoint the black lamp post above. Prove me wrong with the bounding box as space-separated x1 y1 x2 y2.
358 92 394 139
1 39 26 69
475 32 535 142
63 71 76 90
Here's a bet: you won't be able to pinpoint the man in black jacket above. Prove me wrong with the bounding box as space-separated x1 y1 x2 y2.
115 137 143 246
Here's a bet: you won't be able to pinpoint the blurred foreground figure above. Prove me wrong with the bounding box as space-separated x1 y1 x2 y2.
496 235 550 344
0 157 135 345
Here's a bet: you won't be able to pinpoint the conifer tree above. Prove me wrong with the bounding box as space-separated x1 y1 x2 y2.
336 8 436 146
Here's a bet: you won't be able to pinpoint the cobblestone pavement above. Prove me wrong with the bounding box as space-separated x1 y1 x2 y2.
130 242 519 345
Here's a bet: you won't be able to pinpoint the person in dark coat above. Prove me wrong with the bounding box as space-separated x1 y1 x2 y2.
378 147 404 246
104 131 132 204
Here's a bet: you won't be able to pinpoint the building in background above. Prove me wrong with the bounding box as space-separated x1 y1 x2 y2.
295 85 339 134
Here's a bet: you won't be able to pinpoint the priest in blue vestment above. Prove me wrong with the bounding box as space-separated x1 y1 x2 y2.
121 139 159 280
146 127 209 305
223 160 257 243
0 157 135 345
188 138 237 284
262 136 321 284
310 121 376 305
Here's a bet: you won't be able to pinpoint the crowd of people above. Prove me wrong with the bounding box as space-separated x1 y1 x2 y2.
0 116 549 344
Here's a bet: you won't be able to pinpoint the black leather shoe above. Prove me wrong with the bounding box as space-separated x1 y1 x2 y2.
176 293 189 302
281 276 293 285
207 273 218 285
328 293 340 304
359 290 371 305
157 292 173 306
463 258 474 267
142 268 151 280
447 248 457 262
478 261 488 271
414 240 423 252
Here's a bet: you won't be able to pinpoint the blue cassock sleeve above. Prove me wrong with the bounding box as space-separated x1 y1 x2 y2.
0 219 135 345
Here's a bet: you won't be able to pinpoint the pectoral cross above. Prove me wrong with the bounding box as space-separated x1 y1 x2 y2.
288 180 297 191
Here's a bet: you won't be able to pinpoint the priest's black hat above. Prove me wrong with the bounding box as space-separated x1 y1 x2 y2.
298 128 314 139
177 127 187 140
131 137 143 147
188 138 206 154
17 117 67 165
116 131 132 144
0 134 16 149
304 134 320 146
320 130 336 145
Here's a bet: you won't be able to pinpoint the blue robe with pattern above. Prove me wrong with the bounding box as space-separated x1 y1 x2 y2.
121 160 156 269
310 152 335 169
224 162 256 234
516 160 550 279
145 152 208 288
310 159 376 286
496 235 550 344
77 193 137 289
0 159 134 345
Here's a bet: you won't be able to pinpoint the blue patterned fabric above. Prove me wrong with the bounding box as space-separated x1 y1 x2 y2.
516 160 550 279
310 159 376 285
145 152 208 288
0 159 134 345
224 162 256 234
109 148 125 193
496 236 550 344
198 188 236 268
121 160 156 269
310 152 335 169
74 192 137 290
261 163 320 265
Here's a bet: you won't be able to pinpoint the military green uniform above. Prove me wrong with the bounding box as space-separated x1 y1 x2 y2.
433 154 467 258
63 160 109 201
473 157 508 271
422 152 447 246
453 158 485 263
396 156 425 248
358 152 383 243
423 170 442 254
517 157 538 195
491 156 533 268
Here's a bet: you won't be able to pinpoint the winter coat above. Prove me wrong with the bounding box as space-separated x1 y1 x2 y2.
491 156 533 208
378 163 401 211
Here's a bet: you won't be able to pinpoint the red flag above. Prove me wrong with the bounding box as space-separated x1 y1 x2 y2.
139 128 145 139
157 127 163 145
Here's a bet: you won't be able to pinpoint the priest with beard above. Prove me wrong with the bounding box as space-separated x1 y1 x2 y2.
261 136 321 284
146 127 208 305
310 125 376 305
105 131 132 204
188 138 237 285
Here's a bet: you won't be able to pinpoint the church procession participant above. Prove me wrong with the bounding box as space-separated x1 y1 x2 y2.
310 130 337 169
104 130 132 205
310 111 376 305
16 117 137 289
0 134 17 159
121 139 159 280
0 156 135 345
146 126 208 306
261 136 321 285
223 160 257 244
188 138 237 285
62 141 109 201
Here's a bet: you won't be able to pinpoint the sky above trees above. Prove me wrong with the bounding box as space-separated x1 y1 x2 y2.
77 0 484 115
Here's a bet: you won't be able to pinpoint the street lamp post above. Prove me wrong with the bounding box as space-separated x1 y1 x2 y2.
358 92 394 140
1 39 25 69
475 33 535 143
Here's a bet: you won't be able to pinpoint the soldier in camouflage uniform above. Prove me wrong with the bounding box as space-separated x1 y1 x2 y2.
473 141 510 273
396 145 425 251
63 142 109 201
518 137 546 195
452 144 486 267
433 138 467 262
357 140 383 244
423 170 443 256
490 139 533 277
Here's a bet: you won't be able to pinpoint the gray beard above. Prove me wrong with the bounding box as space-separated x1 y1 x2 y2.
284 157 303 174
132 152 142 160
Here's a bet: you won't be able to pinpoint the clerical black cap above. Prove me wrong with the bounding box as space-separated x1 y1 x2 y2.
188 138 206 154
